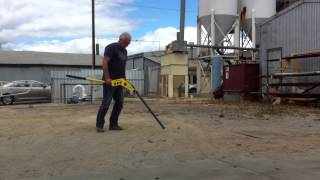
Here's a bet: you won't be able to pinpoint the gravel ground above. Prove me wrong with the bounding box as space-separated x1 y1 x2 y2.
0 99 320 180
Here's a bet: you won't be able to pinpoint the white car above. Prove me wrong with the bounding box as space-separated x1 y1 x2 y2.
179 83 197 94
188 84 197 93
0 80 51 105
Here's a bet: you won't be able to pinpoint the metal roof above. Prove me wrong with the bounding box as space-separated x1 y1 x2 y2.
0 51 103 66
128 51 165 64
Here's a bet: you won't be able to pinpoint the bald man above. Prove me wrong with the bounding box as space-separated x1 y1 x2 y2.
96 32 131 132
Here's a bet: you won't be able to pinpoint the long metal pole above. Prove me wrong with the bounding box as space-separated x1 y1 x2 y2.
179 0 186 41
211 9 215 48
135 91 166 130
251 9 256 48
234 17 240 59
272 71 320 78
186 44 259 51
91 0 96 104
92 0 96 69
196 17 202 94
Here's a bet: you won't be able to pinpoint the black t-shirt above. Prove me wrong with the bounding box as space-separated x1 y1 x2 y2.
103 42 127 80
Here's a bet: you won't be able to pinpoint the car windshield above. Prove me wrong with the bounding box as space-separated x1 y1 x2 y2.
2 81 31 88
32 82 43 87
2 82 14 87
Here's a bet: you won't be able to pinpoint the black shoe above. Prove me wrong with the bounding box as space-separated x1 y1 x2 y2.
96 127 105 133
109 125 123 131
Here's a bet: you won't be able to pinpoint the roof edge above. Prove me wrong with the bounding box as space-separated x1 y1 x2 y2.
259 0 310 27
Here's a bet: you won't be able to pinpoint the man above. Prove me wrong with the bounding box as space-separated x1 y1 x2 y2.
96 32 131 132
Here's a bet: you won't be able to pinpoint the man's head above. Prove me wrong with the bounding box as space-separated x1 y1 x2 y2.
118 32 131 48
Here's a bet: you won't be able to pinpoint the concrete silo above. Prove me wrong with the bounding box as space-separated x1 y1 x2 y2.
239 0 276 47
198 0 238 45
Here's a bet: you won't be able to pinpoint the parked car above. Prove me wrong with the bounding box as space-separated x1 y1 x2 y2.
179 83 197 95
0 80 51 105
188 84 197 93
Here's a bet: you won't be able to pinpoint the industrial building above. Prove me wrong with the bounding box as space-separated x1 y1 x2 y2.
260 0 320 97
187 0 320 101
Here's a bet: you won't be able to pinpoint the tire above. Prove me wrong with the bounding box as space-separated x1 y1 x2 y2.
1 96 14 105
189 88 197 94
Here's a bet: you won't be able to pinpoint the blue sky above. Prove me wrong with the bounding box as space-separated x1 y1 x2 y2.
129 0 198 37
0 0 198 54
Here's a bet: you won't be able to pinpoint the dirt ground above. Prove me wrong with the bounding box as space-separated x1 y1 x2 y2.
1 99 320 180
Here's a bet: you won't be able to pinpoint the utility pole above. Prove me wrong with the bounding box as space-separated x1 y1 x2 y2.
91 0 96 69
179 0 186 42
171 0 186 52
90 0 96 104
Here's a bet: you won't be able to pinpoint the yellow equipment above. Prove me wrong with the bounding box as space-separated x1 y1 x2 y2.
111 78 135 94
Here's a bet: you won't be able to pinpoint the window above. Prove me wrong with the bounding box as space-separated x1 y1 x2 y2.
14 82 25 87
3 82 15 87
32 82 44 87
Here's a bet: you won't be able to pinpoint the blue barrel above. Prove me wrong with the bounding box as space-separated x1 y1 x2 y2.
211 56 222 92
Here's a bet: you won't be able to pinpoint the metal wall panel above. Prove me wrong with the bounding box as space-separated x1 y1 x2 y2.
146 66 160 95
260 0 320 93
143 58 160 70
126 70 145 94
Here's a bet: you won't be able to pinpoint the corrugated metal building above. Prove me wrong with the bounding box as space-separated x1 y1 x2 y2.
127 51 162 70
0 51 102 83
127 51 163 95
277 0 300 11
259 0 320 95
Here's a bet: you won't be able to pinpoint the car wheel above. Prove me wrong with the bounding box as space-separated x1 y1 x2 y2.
189 88 197 93
1 96 14 105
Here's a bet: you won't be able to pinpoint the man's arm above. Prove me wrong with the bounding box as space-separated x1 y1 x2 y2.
102 56 112 84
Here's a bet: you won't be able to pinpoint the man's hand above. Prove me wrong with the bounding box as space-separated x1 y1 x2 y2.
105 78 112 84
102 56 112 84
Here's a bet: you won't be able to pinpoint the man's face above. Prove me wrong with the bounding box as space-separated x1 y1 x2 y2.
119 38 131 48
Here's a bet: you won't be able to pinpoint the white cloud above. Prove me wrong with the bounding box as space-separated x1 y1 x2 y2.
1 26 197 55
2 38 99 54
127 26 197 54
0 0 136 42
0 0 198 55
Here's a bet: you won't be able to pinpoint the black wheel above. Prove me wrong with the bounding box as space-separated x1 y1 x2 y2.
1 96 14 105
189 88 197 94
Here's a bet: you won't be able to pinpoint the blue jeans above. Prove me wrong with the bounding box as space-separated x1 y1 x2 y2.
96 83 124 128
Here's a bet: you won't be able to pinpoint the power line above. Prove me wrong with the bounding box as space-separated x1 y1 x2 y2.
132 5 196 13
132 39 161 51
94 1 197 13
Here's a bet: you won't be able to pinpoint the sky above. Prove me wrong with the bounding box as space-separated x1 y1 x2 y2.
0 0 198 55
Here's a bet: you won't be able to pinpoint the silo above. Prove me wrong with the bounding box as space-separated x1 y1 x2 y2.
240 0 276 46
198 0 238 45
